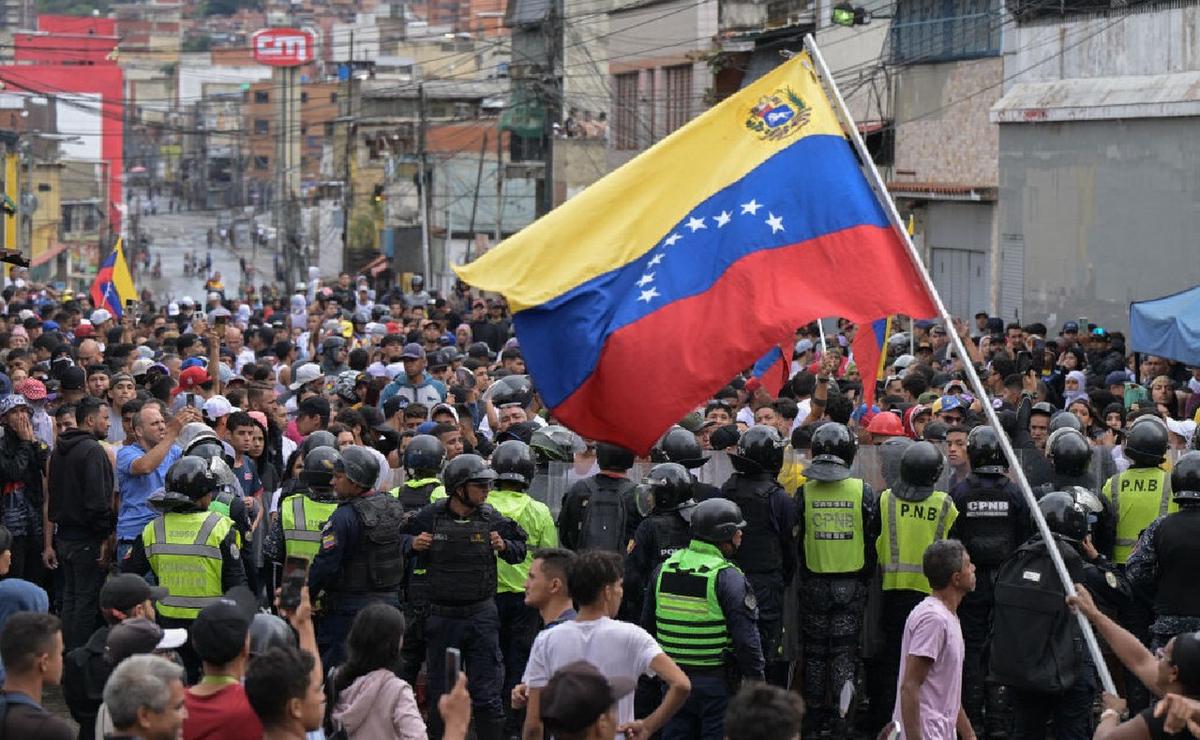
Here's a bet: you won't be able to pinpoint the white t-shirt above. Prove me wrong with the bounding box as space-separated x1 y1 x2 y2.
523 617 662 733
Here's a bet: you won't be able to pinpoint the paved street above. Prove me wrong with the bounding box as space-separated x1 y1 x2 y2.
136 195 276 305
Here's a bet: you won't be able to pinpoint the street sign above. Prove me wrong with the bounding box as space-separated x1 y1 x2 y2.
252 28 316 67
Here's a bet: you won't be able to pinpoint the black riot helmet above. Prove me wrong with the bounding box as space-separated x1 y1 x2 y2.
492 440 536 489
1125 416 1169 467
300 447 340 494
166 456 219 501
1172 451 1200 503
641 463 694 513
894 441 944 500
1037 491 1089 543
442 454 497 501
1049 411 1084 435
298 430 338 459
596 442 635 473
732 425 786 476
690 498 746 544
807 423 857 482
486 374 534 409
404 434 446 475
186 437 228 466
334 445 380 490
1047 428 1092 477
651 427 706 469
966 426 1007 475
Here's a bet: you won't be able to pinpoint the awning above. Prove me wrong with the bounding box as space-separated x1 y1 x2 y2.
887 182 997 202
991 71 1200 124
1129 286 1200 367
31 241 68 267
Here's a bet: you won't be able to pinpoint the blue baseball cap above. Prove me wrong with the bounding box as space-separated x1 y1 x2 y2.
180 357 207 370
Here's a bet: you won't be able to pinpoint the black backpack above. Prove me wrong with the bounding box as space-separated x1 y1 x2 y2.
576 477 630 553
988 537 1083 693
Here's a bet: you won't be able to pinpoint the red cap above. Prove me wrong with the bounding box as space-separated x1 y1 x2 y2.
16 378 46 401
74 323 94 338
385 321 402 335
172 366 210 396
867 411 905 437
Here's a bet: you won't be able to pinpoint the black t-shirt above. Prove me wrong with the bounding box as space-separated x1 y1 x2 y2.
1141 706 1200 740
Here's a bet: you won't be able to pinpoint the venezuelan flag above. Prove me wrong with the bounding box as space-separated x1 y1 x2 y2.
455 53 936 453
90 237 136 319
848 315 893 408
749 341 793 397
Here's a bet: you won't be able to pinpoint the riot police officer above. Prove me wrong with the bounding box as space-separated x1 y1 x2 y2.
720 424 797 687
487 440 557 736
1127 451 1200 652
626 462 697 619
401 454 528 740
1103 416 1175 564
949 425 1029 738
642 497 764 739
120 456 246 682
270 447 340 563
527 424 586 514
1102 414 1173 713
391 433 446 506
652 426 721 501
1045 427 1116 556
870 440 958 731
308 445 406 668
796 422 879 736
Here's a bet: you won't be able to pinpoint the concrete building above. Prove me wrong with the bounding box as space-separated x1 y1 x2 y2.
244 80 341 196
991 6 1200 331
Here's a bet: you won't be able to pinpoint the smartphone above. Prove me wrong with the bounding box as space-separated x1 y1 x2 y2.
125 298 138 314
214 316 227 332
186 392 196 409
280 556 309 610
445 647 461 682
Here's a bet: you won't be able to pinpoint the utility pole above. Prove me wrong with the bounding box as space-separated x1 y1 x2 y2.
340 31 354 262
464 132 487 263
494 125 503 241
417 82 431 283
540 0 563 216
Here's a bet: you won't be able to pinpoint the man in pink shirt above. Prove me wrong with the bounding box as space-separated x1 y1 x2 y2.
892 539 978 740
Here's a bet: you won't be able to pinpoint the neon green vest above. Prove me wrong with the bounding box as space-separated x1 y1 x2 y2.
487 487 558 594
1103 467 1176 564
142 511 233 619
803 478 866 574
876 489 957 593
281 493 338 560
654 540 734 667
388 477 447 501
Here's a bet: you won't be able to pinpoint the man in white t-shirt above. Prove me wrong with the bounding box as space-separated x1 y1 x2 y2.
522 551 690 740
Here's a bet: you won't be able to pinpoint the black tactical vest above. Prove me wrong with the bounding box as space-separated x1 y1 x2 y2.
1154 508 1200 618
648 511 692 567
723 475 783 575
400 481 440 513
429 504 497 605
336 494 406 594
956 475 1021 568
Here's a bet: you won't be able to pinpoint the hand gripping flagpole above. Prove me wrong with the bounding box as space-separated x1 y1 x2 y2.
803 35 1116 696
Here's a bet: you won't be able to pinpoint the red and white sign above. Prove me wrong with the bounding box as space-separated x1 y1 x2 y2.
252 28 316 67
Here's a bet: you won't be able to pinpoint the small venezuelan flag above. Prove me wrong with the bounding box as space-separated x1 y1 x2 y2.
90 237 136 319
455 53 936 453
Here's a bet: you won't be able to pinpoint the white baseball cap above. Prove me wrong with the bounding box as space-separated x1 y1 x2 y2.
289 363 324 391
203 395 240 420
90 308 112 325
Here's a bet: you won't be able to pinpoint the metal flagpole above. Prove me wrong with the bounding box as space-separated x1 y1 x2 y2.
803 34 1116 695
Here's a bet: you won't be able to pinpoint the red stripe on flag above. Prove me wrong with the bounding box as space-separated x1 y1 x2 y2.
553 223 936 453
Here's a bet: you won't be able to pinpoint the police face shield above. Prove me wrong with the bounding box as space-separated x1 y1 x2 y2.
635 483 656 518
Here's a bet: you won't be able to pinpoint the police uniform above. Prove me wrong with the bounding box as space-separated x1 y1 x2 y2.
625 507 693 619
950 472 1028 737
871 484 957 730
1101 466 1175 564
395 474 445 686
642 539 764 740
719 470 796 684
1126 508 1200 649
308 491 406 667
796 476 879 735
401 498 527 740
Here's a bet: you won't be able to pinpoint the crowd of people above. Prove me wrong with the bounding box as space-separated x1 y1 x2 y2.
0 264 1197 740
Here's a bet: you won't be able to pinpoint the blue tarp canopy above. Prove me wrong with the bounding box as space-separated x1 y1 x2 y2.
1129 286 1200 366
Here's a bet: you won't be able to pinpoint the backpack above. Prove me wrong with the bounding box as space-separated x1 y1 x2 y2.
61 633 110 728
988 537 1083 693
576 477 629 553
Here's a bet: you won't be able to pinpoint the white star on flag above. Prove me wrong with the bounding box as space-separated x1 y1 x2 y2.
714 210 731 228
741 199 762 215
766 212 784 234
638 287 660 303
648 253 664 267
636 273 655 288
663 233 682 247
686 217 706 232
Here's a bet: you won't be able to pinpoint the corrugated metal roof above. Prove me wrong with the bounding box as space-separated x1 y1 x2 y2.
507 0 551 27
991 71 1200 123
